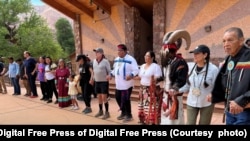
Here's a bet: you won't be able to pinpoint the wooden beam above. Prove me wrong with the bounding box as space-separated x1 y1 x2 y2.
42 0 76 20
67 0 93 18
92 0 111 15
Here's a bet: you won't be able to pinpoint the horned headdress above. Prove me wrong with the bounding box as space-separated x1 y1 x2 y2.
160 29 191 67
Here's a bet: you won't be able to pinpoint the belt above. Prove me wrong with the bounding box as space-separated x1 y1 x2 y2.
58 77 65 80
140 85 149 89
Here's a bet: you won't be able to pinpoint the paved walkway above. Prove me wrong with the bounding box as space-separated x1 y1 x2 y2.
0 85 225 125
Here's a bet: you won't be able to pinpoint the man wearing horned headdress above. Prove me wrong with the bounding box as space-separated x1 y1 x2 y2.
160 29 191 124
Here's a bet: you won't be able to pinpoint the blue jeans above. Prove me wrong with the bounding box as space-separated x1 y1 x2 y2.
11 77 20 94
226 110 250 125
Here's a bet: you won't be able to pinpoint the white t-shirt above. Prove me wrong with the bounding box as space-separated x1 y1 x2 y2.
45 63 56 80
139 63 162 86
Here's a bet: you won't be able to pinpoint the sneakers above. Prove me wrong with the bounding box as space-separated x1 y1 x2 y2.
102 111 110 119
95 110 104 117
43 98 49 101
47 99 52 103
13 93 20 96
117 114 126 120
82 107 92 114
82 108 87 113
24 94 31 97
71 106 79 110
123 115 133 123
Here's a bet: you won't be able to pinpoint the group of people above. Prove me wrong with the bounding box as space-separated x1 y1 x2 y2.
3 51 73 108
103 27 250 125
141 27 250 125
80 41 218 124
1 26 249 125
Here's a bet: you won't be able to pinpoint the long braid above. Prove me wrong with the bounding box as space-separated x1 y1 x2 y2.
203 57 210 88
187 63 197 85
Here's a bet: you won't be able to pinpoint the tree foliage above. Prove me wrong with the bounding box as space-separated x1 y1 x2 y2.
0 0 32 25
0 0 65 62
55 18 75 55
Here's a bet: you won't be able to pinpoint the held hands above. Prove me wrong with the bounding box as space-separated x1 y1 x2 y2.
89 79 94 85
229 101 244 114
168 89 178 96
125 75 133 81
206 94 212 102
106 75 112 80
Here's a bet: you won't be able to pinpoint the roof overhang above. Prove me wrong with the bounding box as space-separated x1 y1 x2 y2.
42 0 154 24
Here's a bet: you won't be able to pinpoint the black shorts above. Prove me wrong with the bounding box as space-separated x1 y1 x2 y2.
95 81 109 94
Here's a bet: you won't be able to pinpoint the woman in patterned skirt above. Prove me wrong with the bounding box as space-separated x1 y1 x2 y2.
135 51 163 125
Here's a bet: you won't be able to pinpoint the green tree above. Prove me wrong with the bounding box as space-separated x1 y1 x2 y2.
17 11 65 59
55 18 75 55
0 0 32 25
0 0 65 61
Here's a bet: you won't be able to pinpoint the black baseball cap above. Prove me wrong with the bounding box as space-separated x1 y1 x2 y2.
189 45 210 54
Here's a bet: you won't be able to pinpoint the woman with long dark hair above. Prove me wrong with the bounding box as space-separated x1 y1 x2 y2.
178 45 218 124
45 56 58 104
76 54 94 114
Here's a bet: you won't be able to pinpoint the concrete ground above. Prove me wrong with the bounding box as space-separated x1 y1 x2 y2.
0 85 225 125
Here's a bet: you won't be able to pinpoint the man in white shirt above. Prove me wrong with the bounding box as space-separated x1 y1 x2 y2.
109 44 139 123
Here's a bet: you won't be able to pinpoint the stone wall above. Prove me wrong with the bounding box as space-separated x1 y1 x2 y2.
152 0 166 64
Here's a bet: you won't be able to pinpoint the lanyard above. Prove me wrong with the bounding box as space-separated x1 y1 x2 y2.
225 57 234 111
193 69 205 88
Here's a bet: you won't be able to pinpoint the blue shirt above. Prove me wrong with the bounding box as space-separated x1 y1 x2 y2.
25 57 37 74
8 62 19 78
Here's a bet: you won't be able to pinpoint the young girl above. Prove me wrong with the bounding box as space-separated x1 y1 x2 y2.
68 74 79 110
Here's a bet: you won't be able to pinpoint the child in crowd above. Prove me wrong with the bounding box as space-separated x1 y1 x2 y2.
68 74 79 110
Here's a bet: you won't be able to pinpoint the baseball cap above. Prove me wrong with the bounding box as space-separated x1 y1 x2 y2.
93 48 104 53
189 45 210 54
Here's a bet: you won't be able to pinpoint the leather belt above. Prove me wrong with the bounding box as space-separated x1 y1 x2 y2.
58 77 65 80
140 85 149 89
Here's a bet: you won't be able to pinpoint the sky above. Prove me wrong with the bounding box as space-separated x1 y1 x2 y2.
30 0 44 6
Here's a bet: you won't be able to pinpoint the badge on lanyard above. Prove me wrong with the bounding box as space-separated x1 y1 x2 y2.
227 60 234 71
192 88 201 96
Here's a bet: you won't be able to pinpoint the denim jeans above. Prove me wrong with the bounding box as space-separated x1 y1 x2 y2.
11 77 20 94
226 110 250 125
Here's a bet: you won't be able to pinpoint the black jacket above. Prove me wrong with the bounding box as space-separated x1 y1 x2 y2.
169 57 189 90
212 46 250 108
